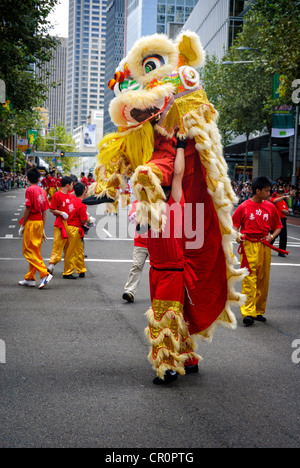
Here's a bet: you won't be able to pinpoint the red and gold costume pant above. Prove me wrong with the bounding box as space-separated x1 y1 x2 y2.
240 240 271 318
145 267 201 379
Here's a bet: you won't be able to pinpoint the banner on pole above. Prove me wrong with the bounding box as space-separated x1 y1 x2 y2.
272 74 294 138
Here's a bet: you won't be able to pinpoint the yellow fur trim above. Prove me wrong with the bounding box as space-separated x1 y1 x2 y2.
97 121 154 172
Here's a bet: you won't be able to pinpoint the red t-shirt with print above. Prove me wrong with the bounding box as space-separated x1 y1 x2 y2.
232 199 282 236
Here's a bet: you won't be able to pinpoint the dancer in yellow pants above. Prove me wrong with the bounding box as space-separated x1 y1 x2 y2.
233 176 282 326
239 240 272 319
18 168 53 289
48 176 74 275
63 182 95 279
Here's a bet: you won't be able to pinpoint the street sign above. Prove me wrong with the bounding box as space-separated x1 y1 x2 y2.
17 139 28 151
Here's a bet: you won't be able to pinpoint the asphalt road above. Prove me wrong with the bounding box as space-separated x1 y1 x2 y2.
0 188 299 448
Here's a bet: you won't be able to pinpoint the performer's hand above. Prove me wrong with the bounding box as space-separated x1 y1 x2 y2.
43 231 48 243
265 234 274 243
176 137 187 149
18 226 25 237
136 223 150 234
236 233 244 244
89 216 96 225
61 212 69 220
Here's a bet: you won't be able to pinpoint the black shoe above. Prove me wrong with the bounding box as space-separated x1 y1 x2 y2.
79 273 86 278
278 253 286 257
184 364 199 374
254 315 267 323
153 370 178 385
63 274 77 279
243 316 254 326
122 292 134 303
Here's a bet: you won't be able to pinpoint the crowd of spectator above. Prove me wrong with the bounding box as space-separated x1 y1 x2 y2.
0 171 28 191
232 177 300 215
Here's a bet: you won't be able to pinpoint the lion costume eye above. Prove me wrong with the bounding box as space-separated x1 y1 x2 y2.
142 54 166 75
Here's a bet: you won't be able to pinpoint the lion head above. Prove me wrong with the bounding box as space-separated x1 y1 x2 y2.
107 31 207 136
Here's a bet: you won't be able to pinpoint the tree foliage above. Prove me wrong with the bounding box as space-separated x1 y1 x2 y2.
36 123 78 173
237 0 300 102
0 0 59 137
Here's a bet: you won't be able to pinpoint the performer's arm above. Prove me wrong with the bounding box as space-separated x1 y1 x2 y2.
171 140 186 203
265 228 281 243
21 207 31 227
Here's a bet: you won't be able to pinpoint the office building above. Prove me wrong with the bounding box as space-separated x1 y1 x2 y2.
126 0 198 54
39 37 68 128
104 0 126 135
66 0 107 133
183 0 253 60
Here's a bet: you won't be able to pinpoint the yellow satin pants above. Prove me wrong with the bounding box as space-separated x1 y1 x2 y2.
63 225 87 276
23 220 48 280
240 241 271 318
47 187 56 202
49 223 68 266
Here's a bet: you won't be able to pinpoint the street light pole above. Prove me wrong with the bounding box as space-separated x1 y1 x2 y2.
292 104 299 186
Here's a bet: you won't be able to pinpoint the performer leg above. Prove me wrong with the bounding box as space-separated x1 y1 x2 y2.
75 238 87 275
279 218 287 252
124 247 148 298
23 221 49 280
255 243 271 316
49 225 68 266
145 269 200 380
63 226 84 276
240 241 260 319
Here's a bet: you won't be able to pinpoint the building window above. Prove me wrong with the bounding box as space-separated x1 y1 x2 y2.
230 0 245 17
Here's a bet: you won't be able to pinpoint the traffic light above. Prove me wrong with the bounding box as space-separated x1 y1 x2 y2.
60 151 65 158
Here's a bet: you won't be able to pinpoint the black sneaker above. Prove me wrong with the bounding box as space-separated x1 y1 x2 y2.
122 292 134 303
184 364 199 374
153 370 178 385
254 315 267 322
243 316 254 326
63 274 77 280
79 273 86 278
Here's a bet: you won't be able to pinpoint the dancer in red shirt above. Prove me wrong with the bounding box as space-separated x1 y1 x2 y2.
18 168 53 289
48 176 74 274
63 182 95 279
233 176 284 326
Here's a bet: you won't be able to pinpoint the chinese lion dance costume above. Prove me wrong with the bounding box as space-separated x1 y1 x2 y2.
86 31 248 378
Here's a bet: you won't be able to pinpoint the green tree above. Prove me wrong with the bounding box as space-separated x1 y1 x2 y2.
36 122 78 173
0 0 59 138
236 0 300 102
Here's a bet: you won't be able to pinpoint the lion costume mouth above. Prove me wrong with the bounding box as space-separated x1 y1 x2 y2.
122 96 168 125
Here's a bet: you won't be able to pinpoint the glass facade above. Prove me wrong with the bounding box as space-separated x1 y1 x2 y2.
126 0 197 53
103 0 126 135
66 0 107 132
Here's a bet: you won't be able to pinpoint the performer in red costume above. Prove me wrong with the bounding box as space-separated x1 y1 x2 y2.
146 138 201 384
